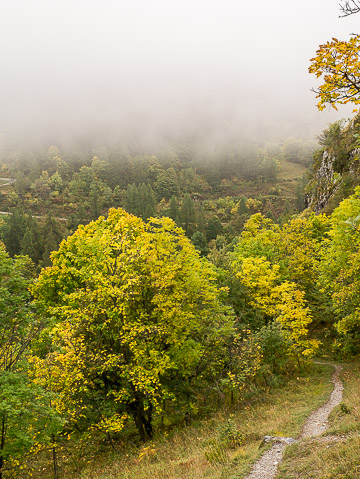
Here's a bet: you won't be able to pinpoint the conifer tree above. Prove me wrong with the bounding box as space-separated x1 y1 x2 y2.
180 193 196 236
168 195 180 225
0 207 26 257
125 183 140 216
20 215 43 265
206 215 224 241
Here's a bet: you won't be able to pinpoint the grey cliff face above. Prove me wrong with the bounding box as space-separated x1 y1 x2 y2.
308 150 339 213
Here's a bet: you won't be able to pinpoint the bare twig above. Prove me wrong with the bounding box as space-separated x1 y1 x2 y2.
339 0 360 17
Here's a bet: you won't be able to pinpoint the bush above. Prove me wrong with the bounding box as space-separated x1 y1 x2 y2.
255 323 294 377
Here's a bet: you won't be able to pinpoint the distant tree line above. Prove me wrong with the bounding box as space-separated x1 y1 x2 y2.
0 139 313 268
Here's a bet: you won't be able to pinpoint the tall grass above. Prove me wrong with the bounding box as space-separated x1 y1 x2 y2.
30 364 334 479
278 359 360 479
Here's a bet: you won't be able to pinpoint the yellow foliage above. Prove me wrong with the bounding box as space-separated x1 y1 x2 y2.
236 255 319 359
31 208 233 438
309 35 360 109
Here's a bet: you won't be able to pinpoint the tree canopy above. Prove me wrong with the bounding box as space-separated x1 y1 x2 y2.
32 209 233 440
309 2 360 110
0 244 62 477
309 35 360 111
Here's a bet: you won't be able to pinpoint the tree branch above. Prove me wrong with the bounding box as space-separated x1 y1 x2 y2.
339 0 360 17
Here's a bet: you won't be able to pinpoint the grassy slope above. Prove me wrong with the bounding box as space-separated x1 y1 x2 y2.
0 160 307 216
231 160 307 200
37 364 334 479
278 359 360 479
276 160 307 195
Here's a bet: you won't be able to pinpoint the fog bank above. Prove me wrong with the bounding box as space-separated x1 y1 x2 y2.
0 0 356 147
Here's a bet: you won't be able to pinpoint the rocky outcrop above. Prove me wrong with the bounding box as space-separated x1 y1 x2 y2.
306 150 340 213
306 116 360 213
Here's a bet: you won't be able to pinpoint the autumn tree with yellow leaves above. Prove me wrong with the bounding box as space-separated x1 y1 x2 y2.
309 2 360 111
32 209 234 441
231 213 326 363
309 35 360 111
318 186 360 351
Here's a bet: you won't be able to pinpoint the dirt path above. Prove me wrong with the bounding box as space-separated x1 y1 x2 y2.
244 442 287 479
299 364 343 439
244 364 343 479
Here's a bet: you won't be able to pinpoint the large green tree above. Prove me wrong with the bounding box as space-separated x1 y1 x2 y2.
318 186 360 349
0 244 61 477
32 209 233 441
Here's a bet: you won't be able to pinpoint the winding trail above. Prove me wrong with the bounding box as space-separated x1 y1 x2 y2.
299 364 343 439
0 177 15 186
244 363 343 479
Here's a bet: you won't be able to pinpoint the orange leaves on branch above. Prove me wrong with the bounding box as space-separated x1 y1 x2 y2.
309 35 360 110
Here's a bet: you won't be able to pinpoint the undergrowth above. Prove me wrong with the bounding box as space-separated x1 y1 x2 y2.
30 363 334 479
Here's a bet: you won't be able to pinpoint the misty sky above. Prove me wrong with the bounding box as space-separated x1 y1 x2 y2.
0 0 358 146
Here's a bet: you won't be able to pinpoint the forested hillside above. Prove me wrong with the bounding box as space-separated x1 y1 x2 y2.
3 0 360 477
0 138 311 269
1 123 360 477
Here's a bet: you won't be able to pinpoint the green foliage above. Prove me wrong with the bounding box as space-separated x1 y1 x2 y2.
32 209 234 441
206 215 223 241
40 214 69 267
216 416 245 449
0 243 61 475
0 207 26 257
20 214 43 264
317 186 360 349
0 210 68 269
191 231 209 256
230 213 326 361
339 402 351 415
225 330 262 393
236 256 319 359
255 323 294 377
154 168 180 200
168 195 180 226
125 183 156 220
0 369 63 474
307 117 360 214
5 137 360 475
0 139 311 262
205 416 245 465
0 244 36 373
180 193 196 236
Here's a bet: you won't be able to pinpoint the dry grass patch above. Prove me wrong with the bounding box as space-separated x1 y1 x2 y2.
56 364 334 479
278 434 360 479
278 359 360 479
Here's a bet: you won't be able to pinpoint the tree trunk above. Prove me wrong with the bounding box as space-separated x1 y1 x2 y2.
129 400 153 441
52 434 58 479
0 416 6 479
